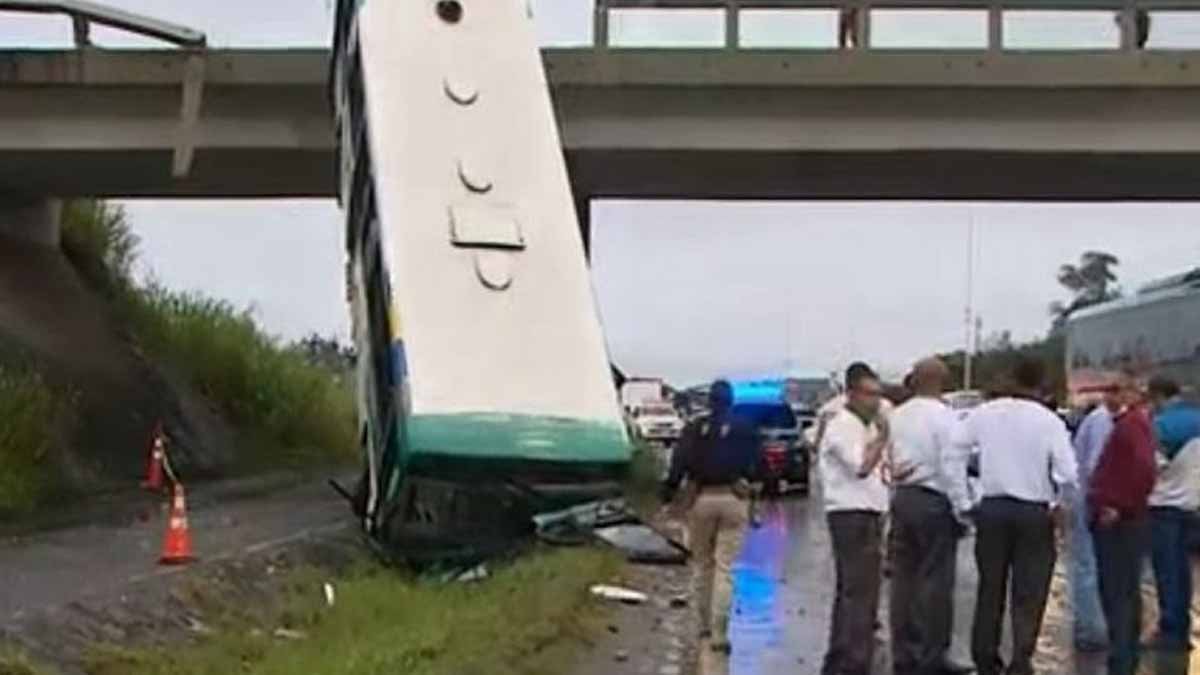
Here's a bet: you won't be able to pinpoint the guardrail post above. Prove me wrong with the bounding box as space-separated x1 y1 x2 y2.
725 0 739 50
856 1 871 51
1118 0 1136 51
987 3 1002 53
594 0 609 49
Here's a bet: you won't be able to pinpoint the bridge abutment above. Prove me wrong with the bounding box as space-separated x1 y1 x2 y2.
0 197 62 247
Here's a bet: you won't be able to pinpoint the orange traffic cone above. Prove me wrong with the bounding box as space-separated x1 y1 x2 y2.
140 422 166 491
159 483 195 565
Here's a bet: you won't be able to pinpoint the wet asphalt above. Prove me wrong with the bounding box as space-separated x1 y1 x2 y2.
724 492 1200 675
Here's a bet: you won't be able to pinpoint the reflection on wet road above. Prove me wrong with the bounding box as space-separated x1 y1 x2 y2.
726 495 1200 675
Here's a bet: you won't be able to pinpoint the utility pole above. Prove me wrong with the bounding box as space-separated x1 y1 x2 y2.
964 215 976 391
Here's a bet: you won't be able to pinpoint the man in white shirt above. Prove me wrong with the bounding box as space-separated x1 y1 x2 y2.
953 358 1078 675
814 362 894 453
820 364 889 675
888 357 972 675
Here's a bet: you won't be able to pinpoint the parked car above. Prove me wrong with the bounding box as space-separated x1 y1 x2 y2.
629 402 685 444
733 402 809 497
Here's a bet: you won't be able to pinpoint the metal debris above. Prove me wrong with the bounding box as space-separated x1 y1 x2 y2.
272 627 308 641
590 584 648 605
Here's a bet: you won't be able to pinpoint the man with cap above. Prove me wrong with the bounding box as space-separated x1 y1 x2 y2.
662 380 760 656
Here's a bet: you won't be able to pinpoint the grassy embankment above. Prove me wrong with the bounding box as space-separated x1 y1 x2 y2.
0 548 620 675
0 201 355 513
0 362 71 514
62 200 356 469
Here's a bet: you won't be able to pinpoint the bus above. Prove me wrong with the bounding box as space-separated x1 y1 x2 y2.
1065 269 1200 406
331 0 630 561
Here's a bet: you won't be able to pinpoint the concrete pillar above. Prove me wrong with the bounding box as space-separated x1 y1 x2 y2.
0 197 62 247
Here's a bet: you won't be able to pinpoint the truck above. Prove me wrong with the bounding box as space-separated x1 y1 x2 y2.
620 378 667 412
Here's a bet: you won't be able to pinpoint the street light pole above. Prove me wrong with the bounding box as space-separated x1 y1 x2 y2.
964 215 976 390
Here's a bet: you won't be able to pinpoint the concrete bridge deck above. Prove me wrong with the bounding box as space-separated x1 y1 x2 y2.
4 47 1200 200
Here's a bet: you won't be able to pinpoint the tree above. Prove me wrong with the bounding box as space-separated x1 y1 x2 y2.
1050 250 1121 329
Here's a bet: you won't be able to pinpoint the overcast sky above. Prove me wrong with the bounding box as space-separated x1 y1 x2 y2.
4 2 1200 385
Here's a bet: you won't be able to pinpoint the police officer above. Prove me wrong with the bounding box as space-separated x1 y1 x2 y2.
663 380 759 655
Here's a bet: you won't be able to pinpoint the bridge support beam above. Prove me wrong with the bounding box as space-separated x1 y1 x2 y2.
0 197 62 247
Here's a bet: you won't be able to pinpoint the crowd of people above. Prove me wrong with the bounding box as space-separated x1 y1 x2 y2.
662 357 1200 675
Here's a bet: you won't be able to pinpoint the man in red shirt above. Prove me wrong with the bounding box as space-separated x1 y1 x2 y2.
1088 373 1157 675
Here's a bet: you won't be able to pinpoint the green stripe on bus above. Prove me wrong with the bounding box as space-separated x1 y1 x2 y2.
407 413 630 463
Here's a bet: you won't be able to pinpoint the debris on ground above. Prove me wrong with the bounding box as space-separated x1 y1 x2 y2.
589 584 648 605
534 498 689 564
271 627 308 641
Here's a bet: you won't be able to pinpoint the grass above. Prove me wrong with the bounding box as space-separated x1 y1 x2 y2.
122 285 356 466
60 200 356 467
81 548 620 675
625 439 665 514
0 363 69 514
0 646 49 675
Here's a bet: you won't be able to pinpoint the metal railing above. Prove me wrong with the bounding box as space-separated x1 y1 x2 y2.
0 0 206 47
595 0 1197 51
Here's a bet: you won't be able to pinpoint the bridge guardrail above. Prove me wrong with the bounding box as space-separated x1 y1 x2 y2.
595 0 1198 51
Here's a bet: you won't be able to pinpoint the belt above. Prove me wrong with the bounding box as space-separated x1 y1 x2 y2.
895 484 946 498
981 495 1049 509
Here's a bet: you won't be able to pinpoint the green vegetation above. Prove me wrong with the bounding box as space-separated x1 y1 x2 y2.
61 199 356 466
82 549 619 675
0 645 49 675
123 286 356 466
625 439 664 513
940 333 1066 400
0 363 70 514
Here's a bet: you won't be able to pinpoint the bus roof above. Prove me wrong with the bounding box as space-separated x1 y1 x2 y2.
1068 273 1200 323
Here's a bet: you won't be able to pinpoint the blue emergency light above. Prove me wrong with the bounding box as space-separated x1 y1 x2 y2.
731 380 786 405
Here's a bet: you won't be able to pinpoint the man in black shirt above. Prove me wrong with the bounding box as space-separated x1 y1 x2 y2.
662 380 759 655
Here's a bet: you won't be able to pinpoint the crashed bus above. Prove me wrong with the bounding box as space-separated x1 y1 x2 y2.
331 0 631 562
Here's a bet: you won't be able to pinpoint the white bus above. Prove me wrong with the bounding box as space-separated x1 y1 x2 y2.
332 0 630 561
1066 269 1200 405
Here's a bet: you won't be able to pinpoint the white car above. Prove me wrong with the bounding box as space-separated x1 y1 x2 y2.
629 403 685 444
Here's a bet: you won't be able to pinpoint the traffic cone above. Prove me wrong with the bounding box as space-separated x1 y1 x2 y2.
159 483 195 565
140 422 166 491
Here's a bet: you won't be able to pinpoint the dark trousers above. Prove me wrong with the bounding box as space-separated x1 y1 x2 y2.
972 496 1056 675
890 486 958 675
1093 517 1150 675
1150 506 1194 646
824 510 883 675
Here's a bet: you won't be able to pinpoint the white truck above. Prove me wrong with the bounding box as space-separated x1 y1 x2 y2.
628 401 685 444
620 378 666 412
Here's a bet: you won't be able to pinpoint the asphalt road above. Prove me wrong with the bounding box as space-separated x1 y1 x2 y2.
725 493 1200 675
0 476 351 623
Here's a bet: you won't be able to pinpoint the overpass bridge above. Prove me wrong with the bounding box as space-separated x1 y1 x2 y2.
4 0 1200 216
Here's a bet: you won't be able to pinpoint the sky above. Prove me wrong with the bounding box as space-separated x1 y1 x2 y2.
3 1 1200 386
